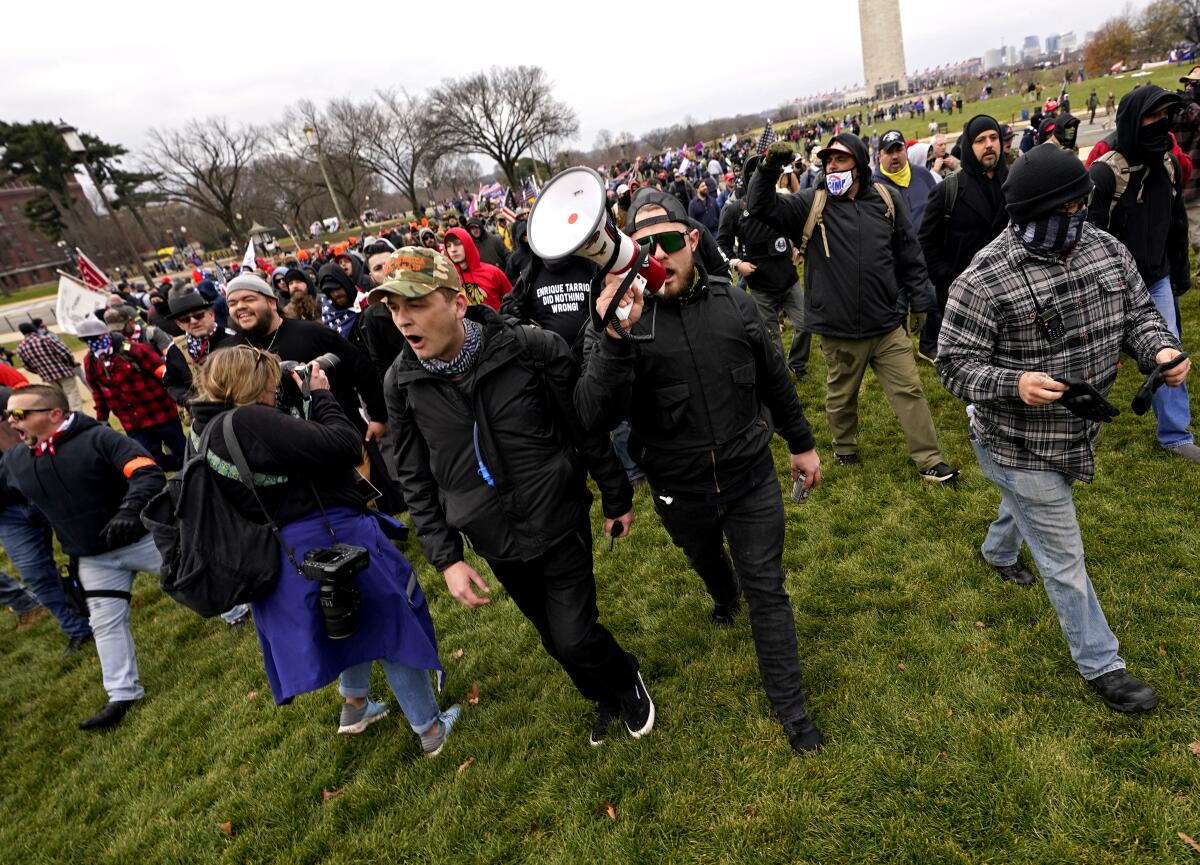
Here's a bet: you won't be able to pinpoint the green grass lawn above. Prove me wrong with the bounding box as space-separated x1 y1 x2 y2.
0 281 60 307
752 64 1192 149
1 304 1198 864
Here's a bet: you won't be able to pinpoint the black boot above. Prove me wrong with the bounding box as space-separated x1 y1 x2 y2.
782 712 824 755
79 699 136 730
995 563 1037 587
1087 670 1159 714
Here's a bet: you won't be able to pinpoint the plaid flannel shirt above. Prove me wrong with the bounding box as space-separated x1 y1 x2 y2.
83 341 177 432
936 224 1179 483
17 333 76 382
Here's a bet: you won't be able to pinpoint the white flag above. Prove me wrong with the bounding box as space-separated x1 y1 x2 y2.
241 238 256 271
54 274 107 335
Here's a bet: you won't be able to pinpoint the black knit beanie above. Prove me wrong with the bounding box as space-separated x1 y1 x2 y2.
1003 143 1095 222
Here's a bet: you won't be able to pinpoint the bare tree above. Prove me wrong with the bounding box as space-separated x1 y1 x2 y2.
280 99 375 225
143 118 262 237
244 153 327 237
428 66 578 190
1139 0 1186 58
358 89 445 212
425 154 481 203
1183 0 1200 43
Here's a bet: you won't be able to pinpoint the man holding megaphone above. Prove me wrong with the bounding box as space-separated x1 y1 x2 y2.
573 188 826 755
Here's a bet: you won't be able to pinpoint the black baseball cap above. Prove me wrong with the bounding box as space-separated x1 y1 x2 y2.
880 130 905 151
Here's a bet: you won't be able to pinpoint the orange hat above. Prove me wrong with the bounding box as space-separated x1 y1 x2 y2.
347 235 357 244
296 249 310 260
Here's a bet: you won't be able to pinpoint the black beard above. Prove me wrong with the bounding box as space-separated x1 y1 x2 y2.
236 317 274 341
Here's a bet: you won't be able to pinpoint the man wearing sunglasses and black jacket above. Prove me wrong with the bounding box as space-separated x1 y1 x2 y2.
574 189 826 756
2 385 166 730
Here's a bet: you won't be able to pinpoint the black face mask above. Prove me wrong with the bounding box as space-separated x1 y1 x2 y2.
1138 117 1172 155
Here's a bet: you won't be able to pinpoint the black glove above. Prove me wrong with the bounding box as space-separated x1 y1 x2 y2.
1053 378 1121 423
1132 352 1189 416
102 509 145 549
761 141 796 172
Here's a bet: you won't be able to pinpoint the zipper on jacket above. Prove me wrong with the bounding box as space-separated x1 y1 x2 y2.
710 449 721 493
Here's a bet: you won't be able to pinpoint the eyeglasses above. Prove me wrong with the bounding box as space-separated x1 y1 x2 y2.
175 311 209 323
636 231 689 254
3 407 55 421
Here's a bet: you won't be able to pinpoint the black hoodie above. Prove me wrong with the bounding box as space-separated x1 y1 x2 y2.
1 414 165 556
746 132 932 339
919 114 1010 296
466 217 509 269
1088 85 1189 293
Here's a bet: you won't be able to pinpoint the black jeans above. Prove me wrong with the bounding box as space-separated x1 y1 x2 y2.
652 470 810 724
488 518 639 707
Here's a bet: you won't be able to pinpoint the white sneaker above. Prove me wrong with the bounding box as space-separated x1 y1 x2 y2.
337 698 389 735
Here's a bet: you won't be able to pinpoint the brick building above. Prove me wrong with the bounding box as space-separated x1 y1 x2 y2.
0 177 76 292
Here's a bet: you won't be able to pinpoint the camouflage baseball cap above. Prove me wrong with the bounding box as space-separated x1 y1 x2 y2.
366 246 461 303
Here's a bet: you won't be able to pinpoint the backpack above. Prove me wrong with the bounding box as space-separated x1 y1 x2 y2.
1094 150 1178 220
799 183 895 258
142 410 283 617
940 170 961 222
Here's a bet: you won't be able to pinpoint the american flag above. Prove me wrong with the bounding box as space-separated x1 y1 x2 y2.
756 122 777 155
520 178 538 205
75 248 111 290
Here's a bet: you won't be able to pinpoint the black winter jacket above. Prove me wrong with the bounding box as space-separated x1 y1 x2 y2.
1 414 165 556
918 123 1009 295
188 391 366 527
386 306 632 570
574 237 816 500
715 197 797 293
1088 85 1190 294
747 133 932 339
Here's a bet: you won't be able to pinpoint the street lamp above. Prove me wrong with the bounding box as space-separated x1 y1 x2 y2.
58 120 152 284
303 124 348 229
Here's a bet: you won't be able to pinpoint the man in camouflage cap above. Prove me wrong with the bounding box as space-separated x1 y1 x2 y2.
378 246 655 747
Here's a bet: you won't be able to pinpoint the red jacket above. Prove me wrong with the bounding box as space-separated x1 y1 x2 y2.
0 363 29 389
83 339 177 431
444 227 512 310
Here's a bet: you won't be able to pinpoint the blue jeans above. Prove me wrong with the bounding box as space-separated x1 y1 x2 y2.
78 534 161 701
971 438 1124 679
611 421 644 484
1146 276 1193 448
651 469 811 724
0 504 91 638
0 570 41 615
339 660 439 732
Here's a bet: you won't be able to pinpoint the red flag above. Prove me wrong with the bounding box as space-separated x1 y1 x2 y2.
75 249 111 291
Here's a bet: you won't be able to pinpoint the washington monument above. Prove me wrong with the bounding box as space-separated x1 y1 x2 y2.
860 0 908 99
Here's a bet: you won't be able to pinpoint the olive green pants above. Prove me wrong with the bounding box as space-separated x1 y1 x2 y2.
820 326 944 470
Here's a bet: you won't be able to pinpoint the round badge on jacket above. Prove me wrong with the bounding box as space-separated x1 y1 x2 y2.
774 237 787 253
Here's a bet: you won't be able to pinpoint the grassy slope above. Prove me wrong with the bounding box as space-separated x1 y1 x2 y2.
0 317 1197 864
751 65 1189 146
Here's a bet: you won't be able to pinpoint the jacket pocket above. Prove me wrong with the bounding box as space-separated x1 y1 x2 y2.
652 382 691 435
729 360 756 418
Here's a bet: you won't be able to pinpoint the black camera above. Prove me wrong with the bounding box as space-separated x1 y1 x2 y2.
280 351 340 381
300 543 368 640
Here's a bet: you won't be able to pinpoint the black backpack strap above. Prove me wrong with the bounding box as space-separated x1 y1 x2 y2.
84 589 133 602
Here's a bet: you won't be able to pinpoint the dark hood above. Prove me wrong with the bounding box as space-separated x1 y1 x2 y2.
1115 84 1182 159
317 261 357 300
282 267 314 295
465 216 487 240
824 133 870 178
510 217 529 248
959 114 1007 181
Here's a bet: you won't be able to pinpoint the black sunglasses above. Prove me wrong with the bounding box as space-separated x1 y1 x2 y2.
3 407 55 421
636 231 689 254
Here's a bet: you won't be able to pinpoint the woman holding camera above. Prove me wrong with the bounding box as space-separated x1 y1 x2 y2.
190 345 459 756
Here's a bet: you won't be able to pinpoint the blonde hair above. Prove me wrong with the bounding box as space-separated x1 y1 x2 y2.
196 346 281 406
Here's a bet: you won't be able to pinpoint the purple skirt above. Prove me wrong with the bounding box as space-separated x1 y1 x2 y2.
252 506 442 705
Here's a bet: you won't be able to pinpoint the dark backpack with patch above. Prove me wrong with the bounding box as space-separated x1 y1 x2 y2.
141 410 283 617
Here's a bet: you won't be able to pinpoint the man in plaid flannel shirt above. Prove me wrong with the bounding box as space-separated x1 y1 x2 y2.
937 144 1189 715
76 318 185 471
16 322 82 411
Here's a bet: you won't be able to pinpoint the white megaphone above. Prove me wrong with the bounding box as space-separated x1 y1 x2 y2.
528 166 666 322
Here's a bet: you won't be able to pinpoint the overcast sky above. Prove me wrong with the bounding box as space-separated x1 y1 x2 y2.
2 0 1147 165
